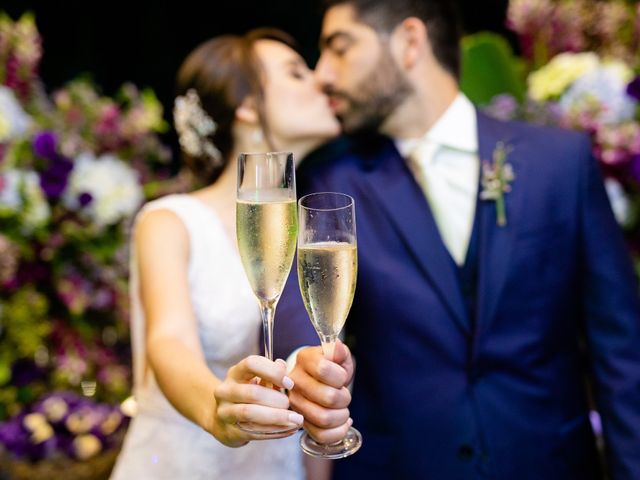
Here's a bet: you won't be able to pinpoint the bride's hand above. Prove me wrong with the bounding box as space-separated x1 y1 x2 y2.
209 356 304 447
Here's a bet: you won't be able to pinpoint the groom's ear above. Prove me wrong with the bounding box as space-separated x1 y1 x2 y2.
392 17 428 69
235 97 259 125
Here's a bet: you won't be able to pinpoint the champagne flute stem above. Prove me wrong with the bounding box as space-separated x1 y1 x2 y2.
260 302 276 361
320 338 337 361
319 338 347 448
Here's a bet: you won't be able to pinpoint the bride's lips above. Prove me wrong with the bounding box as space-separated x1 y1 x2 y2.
328 96 343 113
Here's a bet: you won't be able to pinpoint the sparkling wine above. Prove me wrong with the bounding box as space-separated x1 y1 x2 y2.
237 192 297 303
298 241 357 340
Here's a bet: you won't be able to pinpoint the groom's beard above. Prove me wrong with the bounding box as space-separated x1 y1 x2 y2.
326 46 413 135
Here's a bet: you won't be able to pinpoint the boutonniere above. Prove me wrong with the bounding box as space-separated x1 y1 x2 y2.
480 142 515 227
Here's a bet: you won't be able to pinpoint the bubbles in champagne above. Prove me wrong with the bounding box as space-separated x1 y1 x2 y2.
236 190 297 303
298 241 357 340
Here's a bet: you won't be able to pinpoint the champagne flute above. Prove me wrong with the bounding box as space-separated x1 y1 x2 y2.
236 151 299 436
297 192 362 458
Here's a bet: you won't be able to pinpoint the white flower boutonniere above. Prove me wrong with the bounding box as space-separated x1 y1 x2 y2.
480 142 515 227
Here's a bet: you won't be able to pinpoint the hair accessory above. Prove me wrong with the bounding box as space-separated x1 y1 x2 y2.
173 89 222 163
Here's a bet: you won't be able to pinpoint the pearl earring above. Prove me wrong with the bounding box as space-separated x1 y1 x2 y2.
252 129 263 146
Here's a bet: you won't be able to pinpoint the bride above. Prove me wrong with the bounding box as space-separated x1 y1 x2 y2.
110 28 341 479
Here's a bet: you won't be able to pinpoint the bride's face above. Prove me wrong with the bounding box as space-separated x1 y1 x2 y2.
254 39 340 151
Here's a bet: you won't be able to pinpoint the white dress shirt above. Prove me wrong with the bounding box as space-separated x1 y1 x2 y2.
395 93 479 265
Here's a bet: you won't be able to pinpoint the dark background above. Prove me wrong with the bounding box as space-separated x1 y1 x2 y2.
2 0 513 152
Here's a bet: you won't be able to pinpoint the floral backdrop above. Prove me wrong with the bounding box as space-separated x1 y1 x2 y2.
480 0 640 273
0 12 181 474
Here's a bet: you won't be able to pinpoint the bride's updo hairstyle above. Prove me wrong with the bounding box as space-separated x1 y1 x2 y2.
174 28 297 184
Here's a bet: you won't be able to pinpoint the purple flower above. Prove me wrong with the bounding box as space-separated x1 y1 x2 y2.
33 130 75 199
0 414 25 446
35 391 90 413
10 359 46 387
0 414 29 457
483 94 519 121
39 155 73 200
0 412 58 460
78 192 93 207
0 391 128 461
626 76 640 102
33 131 58 159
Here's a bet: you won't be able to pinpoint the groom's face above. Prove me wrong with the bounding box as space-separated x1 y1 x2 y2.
315 4 412 134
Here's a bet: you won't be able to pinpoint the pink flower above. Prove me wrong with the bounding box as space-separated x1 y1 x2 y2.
56 269 93 316
484 94 520 121
546 1 591 56
96 104 121 135
595 122 640 165
507 0 554 35
90 287 115 310
65 107 84 126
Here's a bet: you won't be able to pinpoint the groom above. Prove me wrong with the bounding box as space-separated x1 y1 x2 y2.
275 0 640 479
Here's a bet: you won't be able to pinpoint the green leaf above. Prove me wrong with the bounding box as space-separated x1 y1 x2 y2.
0 361 11 386
460 32 526 105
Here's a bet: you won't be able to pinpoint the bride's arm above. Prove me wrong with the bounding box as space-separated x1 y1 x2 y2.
304 457 333 480
135 209 302 447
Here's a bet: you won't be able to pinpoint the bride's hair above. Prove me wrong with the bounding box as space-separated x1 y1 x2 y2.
175 28 297 184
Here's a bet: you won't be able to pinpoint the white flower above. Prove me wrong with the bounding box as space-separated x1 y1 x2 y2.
0 169 50 230
0 170 22 210
0 86 32 142
73 433 102 460
604 178 631 226
23 413 54 444
42 397 69 422
559 59 636 125
64 152 143 228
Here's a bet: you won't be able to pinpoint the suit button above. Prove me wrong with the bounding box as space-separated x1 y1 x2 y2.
458 445 474 460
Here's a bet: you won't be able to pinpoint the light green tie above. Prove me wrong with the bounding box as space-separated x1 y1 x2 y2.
407 140 473 265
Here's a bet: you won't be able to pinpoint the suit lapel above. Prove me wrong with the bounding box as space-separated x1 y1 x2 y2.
476 112 524 339
360 137 471 334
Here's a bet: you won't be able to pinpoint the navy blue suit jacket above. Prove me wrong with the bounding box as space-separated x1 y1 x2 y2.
274 113 640 479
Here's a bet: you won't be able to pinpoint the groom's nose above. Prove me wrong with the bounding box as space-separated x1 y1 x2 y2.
314 53 336 91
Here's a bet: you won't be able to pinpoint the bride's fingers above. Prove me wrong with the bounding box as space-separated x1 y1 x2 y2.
227 355 293 388
215 382 290 409
218 403 304 427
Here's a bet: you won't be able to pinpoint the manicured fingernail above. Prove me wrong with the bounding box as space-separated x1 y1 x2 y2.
275 358 287 368
289 412 304 425
347 418 353 427
282 376 294 390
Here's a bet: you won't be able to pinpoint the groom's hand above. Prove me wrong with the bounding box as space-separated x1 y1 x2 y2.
288 340 354 444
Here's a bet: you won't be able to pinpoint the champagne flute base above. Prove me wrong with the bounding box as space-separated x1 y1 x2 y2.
299 427 362 459
237 421 300 438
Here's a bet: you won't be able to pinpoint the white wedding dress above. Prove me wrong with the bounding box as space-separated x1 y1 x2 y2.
110 194 304 480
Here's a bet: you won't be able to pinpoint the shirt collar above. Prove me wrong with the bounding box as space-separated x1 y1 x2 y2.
395 93 478 157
